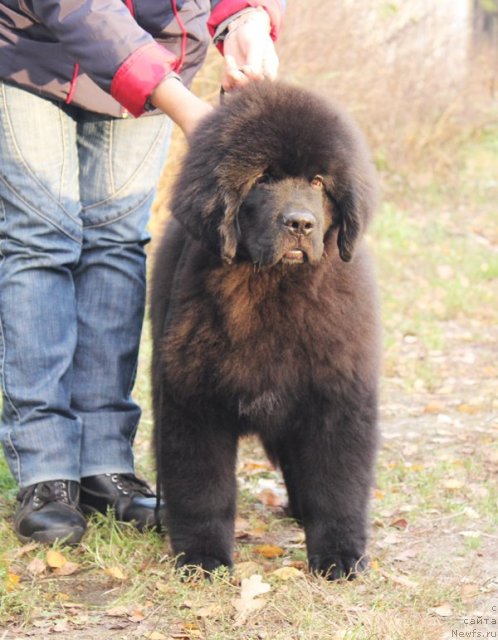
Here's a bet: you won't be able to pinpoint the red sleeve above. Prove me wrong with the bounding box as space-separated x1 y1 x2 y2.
208 0 283 53
110 42 179 118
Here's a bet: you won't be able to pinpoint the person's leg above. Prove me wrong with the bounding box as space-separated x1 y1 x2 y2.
73 111 172 527
0 82 83 485
0 81 86 542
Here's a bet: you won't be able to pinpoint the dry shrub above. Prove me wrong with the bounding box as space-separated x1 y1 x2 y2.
277 0 497 178
152 0 497 224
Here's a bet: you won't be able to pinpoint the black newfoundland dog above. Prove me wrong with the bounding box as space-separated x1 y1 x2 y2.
150 80 380 580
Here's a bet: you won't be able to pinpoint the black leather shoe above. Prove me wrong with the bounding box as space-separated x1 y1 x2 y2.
15 480 86 545
79 473 166 531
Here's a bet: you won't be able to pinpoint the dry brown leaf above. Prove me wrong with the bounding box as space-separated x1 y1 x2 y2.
106 605 129 617
46 550 67 568
423 401 446 414
128 607 145 622
235 516 250 537
14 542 40 558
431 603 453 617
53 561 80 576
105 566 127 580
253 544 285 558
27 557 47 576
181 622 203 637
390 518 409 530
241 460 275 474
51 619 69 633
460 584 480 602
457 403 481 415
257 488 285 507
143 632 168 640
194 603 223 619
382 572 418 589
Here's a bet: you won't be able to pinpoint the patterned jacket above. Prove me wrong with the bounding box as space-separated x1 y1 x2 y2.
0 0 284 117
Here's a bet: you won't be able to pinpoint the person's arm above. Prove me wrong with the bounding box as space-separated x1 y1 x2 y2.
149 76 213 138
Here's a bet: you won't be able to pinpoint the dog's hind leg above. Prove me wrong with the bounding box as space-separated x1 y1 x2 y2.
155 393 238 575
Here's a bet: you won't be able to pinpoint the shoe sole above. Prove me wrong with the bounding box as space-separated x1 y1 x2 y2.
16 525 86 546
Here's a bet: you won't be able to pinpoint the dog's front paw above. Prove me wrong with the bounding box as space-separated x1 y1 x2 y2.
175 553 232 578
308 553 368 581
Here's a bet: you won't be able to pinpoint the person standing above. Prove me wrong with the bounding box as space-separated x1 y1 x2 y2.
0 0 284 544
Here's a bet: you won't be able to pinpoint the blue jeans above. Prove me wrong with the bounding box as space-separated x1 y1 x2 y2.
0 81 171 487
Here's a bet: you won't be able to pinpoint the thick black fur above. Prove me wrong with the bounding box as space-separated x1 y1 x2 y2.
150 80 380 580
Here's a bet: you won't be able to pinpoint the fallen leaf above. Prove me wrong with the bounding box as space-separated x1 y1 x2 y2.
143 632 168 640
253 544 285 558
106 606 129 617
51 619 69 633
392 548 419 562
194 603 223 619
235 517 250 539
128 608 145 622
232 574 271 625
271 566 304 580
460 584 480 602
390 518 409 530
46 550 67 569
423 401 446 414
378 568 417 587
27 557 47 576
53 561 80 576
257 488 285 507
443 479 464 491
6 572 21 592
181 622 203 636
431 603 453 617
105 566 127 580
457 404 481 415
14 542 40 558
241 460 275 474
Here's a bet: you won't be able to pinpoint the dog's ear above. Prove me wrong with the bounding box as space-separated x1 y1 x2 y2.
335 189 362 263
329 153 377 263
217 194 240 264
168 134 244 263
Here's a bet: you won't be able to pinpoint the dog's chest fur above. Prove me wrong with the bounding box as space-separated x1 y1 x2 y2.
160 257 365 428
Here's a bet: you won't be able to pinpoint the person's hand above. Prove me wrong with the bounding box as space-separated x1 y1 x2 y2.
221 8 279 92
150 76 213 138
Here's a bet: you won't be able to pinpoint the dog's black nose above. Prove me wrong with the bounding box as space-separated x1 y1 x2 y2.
283 211 316 237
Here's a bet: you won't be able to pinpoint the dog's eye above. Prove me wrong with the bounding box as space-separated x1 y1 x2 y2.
310 175 324 188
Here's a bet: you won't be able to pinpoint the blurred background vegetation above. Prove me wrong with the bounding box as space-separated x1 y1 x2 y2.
152 0 498 222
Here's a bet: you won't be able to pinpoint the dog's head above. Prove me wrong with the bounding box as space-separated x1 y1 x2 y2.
170 80 377 265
